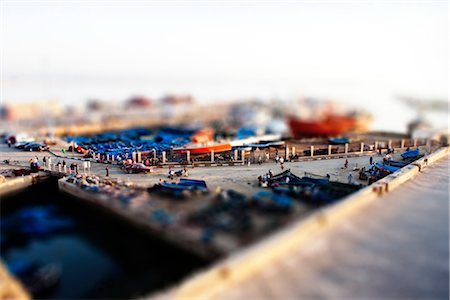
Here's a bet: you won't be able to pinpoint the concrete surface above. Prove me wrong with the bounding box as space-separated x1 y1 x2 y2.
187 156 450 299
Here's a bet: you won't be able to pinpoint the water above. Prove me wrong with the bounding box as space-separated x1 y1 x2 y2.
0 178 209 299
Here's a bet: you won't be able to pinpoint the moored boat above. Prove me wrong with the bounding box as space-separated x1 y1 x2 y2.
329 137 350 145
172 142 232 154
401 148 420 160
288 115 357 138
150 178 208 197
375 162 400 173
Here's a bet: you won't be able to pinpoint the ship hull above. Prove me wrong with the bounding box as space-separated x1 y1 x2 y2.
288 116 357 138
173 143 232 154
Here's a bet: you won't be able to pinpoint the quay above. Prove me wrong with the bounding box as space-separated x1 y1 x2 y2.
0 173 41 197
1 137 447 299
151 146 449 299
57 178 227 259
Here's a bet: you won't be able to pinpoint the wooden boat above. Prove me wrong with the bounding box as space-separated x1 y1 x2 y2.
173 142 231 154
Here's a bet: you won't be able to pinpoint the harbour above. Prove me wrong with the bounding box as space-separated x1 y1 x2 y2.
1 128 448 299
1 3 448 299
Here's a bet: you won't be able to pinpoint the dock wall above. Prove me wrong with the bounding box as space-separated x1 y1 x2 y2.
58 179 219 259
150 146 449 300
50 139 430 169
0 173 48 198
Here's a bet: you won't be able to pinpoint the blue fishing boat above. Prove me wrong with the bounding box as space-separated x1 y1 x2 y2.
375 162 400 173
268 170 304 186
301 176 329 186
151 179 208 197
401 148 420 160
310 181 361 204
178 178 208 190
385 160 409 168
251 191 293 212
244 141 285 149
329 137 350 145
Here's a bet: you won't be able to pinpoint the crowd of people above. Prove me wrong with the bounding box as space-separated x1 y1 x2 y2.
27 155 82 174
257 169 274 187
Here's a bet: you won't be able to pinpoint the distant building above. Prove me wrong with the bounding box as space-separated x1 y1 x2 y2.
125 96 152 109
0 101 63 121
160 94 194 106
86 99 108 112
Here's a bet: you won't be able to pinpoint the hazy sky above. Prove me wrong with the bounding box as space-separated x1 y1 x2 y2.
1 1 448 130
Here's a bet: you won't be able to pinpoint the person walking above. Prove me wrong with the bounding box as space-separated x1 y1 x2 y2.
7 140 11 148
105 166 109 177
43 156 47 167
369 156 373 165
344 159 348 168
348 172 353 184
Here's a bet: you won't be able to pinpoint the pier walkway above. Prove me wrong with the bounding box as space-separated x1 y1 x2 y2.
201 156 449 299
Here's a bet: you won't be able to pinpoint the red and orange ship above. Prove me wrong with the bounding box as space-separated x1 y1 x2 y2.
288 113 371 138
172 128 232 154
172 142 232 154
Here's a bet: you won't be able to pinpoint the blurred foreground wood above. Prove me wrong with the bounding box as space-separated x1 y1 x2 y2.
0 263 30 300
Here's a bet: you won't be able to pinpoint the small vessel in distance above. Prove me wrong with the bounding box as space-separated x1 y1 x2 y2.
329 137 350 145
288 115 357 138
287 98 371 138
171 127 232 154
